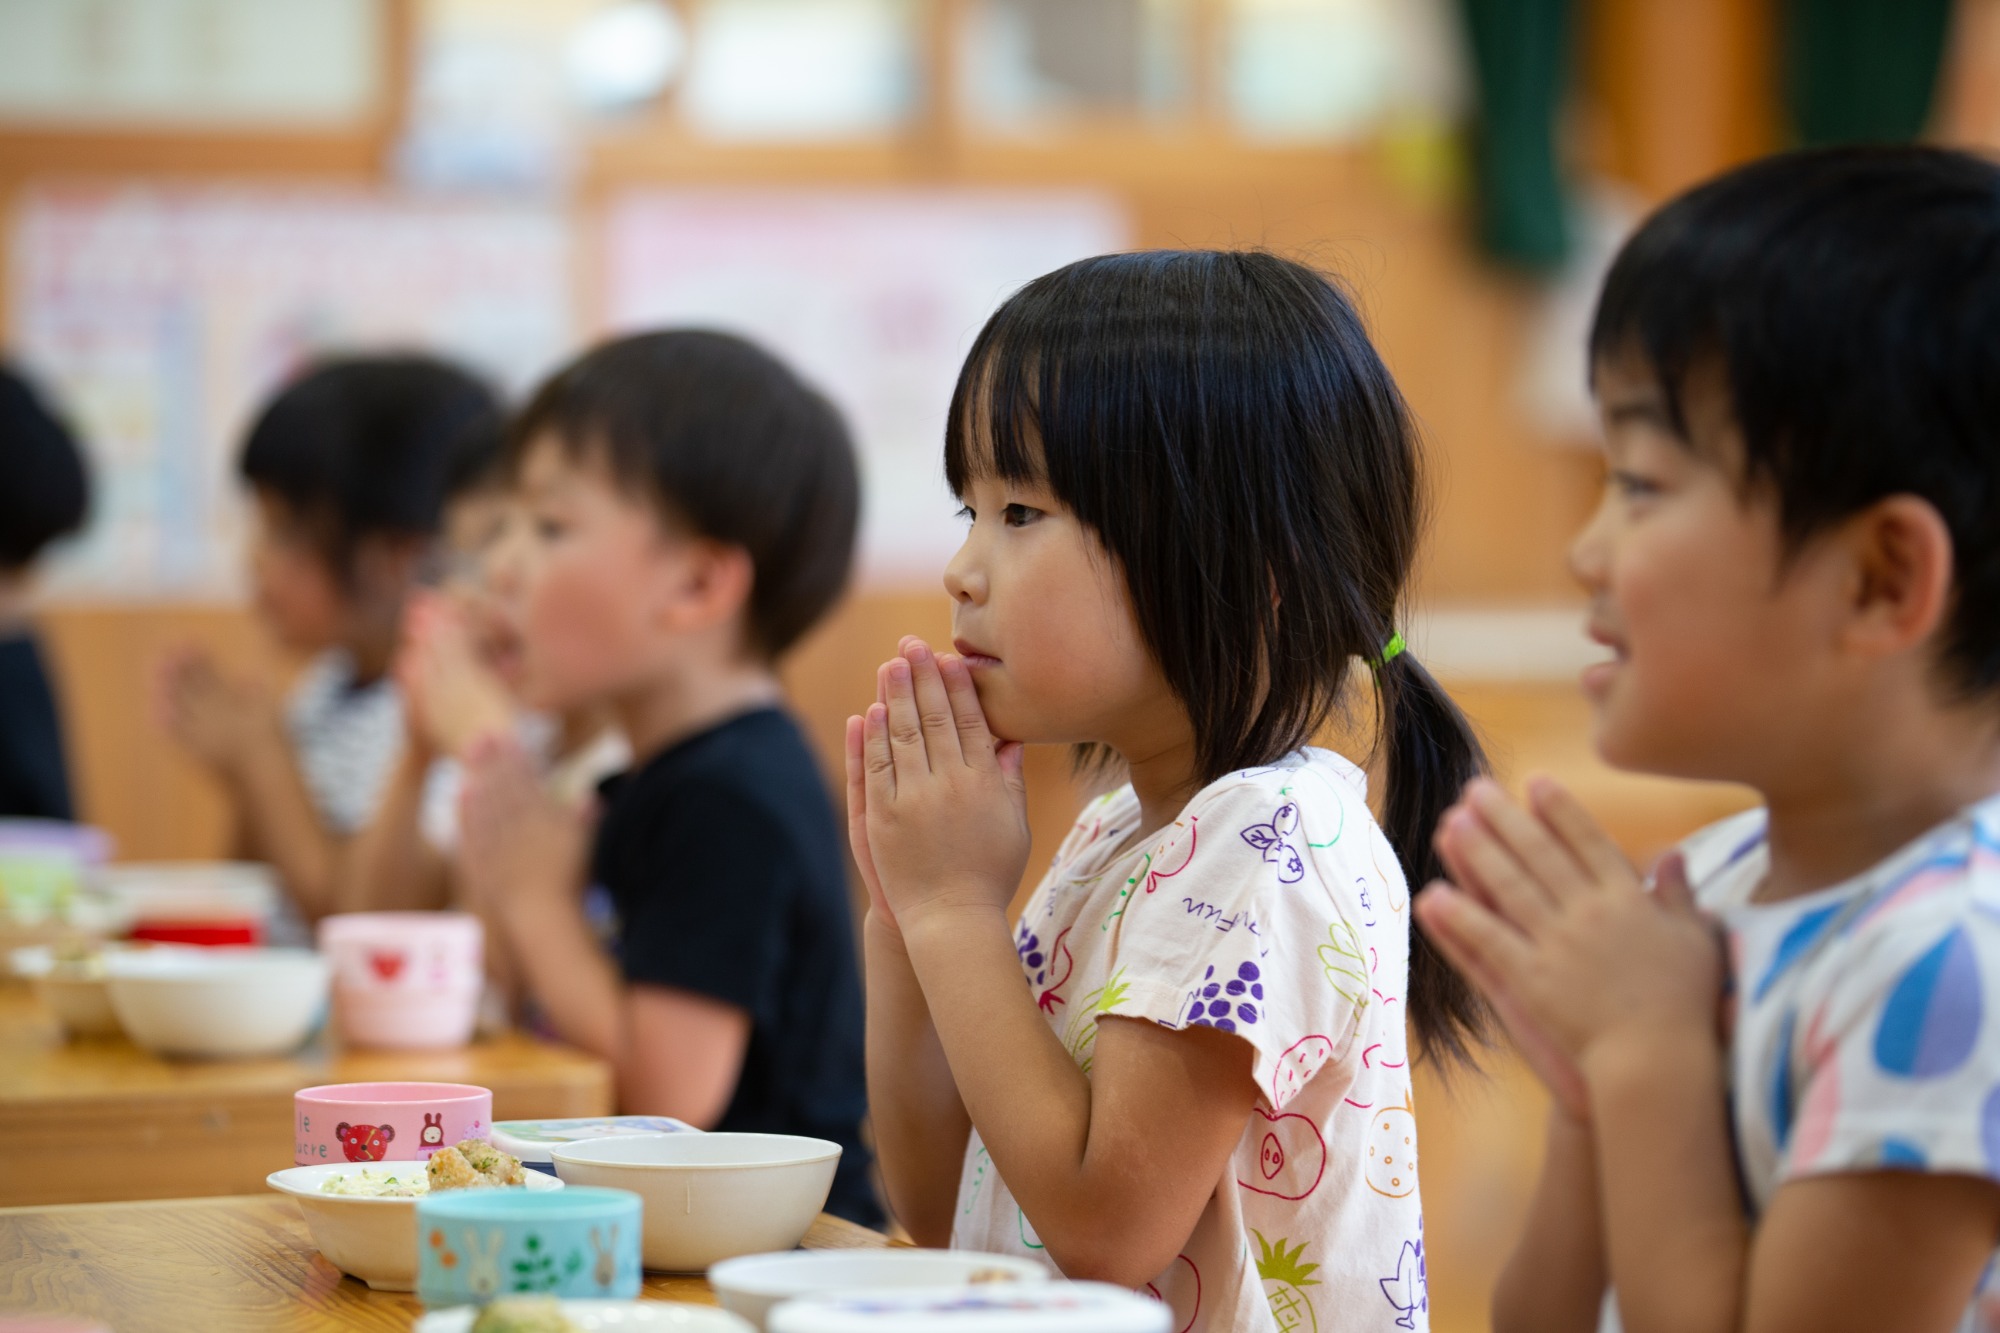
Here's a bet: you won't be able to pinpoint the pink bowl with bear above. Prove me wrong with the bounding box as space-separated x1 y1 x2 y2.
294 1081 491 1167
318 912 483 1050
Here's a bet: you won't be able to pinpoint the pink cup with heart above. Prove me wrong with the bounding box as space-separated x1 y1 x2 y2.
295 1080 491 1165
318 912 483 1050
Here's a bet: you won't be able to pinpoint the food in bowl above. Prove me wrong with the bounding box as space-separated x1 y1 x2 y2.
709 1251 1049 1330
320 1167 431 1198
550 1133 840 1273
429 1139 527 1190
103 946 328 1058
268 1161 565 1292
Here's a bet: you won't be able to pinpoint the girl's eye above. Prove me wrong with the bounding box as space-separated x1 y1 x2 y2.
534 514 567 541
954 504 975 524
1608 470 1663 501
1001 503 1042 528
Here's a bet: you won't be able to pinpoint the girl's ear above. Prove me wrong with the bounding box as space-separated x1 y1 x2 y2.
350 533 429 604
1841 494 1955 661
653 535 756 639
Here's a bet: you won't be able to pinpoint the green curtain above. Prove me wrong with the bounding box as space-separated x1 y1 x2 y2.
1785 0 1955 145
1457 0 1576 271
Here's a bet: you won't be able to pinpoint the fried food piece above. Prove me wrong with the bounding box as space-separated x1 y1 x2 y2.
458 1137 525 1186
425 1138 526 1192
425 1145 480 1191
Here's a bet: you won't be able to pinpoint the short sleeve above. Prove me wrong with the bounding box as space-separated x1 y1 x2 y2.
1094 774 1384 1110
610 782 799 1016
1778 898 2000 1184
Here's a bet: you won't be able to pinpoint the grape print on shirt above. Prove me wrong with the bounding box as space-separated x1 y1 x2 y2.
952 749 1429 1333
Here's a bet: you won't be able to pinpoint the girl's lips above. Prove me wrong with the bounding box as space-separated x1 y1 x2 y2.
1580 658 1619 700
952 639 1002 669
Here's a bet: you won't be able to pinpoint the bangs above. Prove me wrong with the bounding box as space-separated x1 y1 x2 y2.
943 320 1050 498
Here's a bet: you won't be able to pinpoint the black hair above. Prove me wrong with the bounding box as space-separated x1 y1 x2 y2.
239 355 501 571
1591 145 2000 697
945 250 1490 1068
511 330 860 662
443 413 508 504
0 363 91 571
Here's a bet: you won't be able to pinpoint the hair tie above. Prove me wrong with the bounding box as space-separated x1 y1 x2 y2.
1374 632 1406 667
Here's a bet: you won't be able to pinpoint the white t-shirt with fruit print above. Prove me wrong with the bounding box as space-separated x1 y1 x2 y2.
951 748 1428 1333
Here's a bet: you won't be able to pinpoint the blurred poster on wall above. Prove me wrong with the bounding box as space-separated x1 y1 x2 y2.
601 189 1128 587
8 185 573 598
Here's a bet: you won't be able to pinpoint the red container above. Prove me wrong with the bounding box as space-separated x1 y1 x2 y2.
129 919 263 947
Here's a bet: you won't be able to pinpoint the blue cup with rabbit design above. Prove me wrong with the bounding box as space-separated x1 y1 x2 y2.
416 1185 642 1307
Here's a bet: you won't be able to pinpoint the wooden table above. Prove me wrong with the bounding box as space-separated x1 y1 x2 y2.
0 1194 890 1331
0 984 612 1208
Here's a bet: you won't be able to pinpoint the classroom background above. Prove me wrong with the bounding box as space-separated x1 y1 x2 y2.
5 1 1999 1328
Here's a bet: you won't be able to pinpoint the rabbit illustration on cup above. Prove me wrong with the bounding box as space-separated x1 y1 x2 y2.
461 1227 504 1299
589 1225 619 1289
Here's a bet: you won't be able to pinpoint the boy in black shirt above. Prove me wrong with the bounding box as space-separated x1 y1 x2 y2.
0 364 90 821
456 331 879 1224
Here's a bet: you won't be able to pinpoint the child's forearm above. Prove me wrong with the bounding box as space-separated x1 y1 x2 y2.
502 896 624 1060
339 747 447 913
226 728 341 920
898 902 1131 1277
864 912 972 1245
1493 1110 1607 1333
1589 1030 1749 1333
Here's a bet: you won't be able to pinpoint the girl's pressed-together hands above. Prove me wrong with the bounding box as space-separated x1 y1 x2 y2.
845 636 1031 937
1415 776 1727 1109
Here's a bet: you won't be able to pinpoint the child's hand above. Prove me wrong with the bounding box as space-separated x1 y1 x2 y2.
1415 777 1726 1102
1431 804 1595 1121
847 638 1029 936
153 646 276 774
396 594 516 757
457 732 589 913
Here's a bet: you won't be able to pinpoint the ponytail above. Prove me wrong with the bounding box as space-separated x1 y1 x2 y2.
1376 649 1491 1070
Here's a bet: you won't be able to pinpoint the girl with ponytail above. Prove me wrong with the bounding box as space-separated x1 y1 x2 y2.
848 249 1486 1333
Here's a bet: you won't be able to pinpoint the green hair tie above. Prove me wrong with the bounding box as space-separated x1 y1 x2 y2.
1375 632 1406 667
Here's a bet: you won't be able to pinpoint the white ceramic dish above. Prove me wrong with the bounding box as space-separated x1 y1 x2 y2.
267 1161 565 1291
550 1133 840 1273
105 947 329 1058
415 1300 753 1331
767 1282 1171 1333
710 1250 1048 1331
8 944 165 1037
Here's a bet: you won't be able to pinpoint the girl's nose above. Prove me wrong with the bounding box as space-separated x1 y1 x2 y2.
1567 495 1612 591
943 539 984 604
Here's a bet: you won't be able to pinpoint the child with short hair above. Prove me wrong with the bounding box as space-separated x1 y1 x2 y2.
1414 146 2000 1333
0 363 90 821
342 417 626 918
850 250 1487 1331
455 330 879 1224
158 355 499 921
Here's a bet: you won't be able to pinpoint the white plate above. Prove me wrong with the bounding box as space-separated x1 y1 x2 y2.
416 1300 754 1331
709 1250 1047 1331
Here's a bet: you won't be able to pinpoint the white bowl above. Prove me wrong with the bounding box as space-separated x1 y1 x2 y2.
268 1161 565 1291
550 1133 841 1273
710 1251 1048 1331
105 947 329 1058
415 1301 753 1332
768 1282 1171 1333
